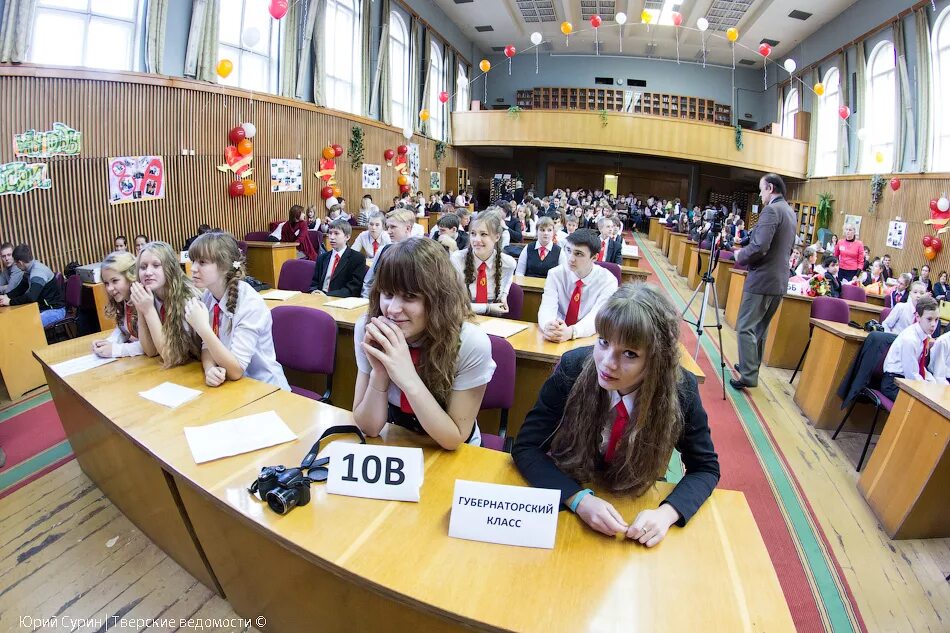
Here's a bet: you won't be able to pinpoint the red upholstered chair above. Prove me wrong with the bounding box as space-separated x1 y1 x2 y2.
840 283 867 303
45 274 82 341
271 306 337 401
245 231 271 242
879 307 892 323
789 296 850 384
595 261 622 285
478 335 517 452
277 259 316 292
501 282 524 321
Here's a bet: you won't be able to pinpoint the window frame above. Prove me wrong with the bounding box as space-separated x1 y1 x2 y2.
781 87 799 139
324 0 362 114
217 0 282 94
860 40 897 173
813 68 841 177
389 10 411 129
455 62 469 112
932 7 950 170
30 0 144 72
428 39 445 141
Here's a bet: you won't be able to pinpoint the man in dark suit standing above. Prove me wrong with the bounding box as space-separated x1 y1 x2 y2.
731 174 797 390
309 220 367 297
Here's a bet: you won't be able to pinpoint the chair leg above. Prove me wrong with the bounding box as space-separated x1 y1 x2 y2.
831 399 858 440
789 329 813 384
856 405 883 472
498 409 509 439
321 373 334 402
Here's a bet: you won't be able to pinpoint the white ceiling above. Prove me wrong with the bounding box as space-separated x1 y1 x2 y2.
434 0 860 68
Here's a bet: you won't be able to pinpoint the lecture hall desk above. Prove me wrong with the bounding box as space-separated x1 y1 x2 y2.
648 216 663 242
667 232 687 268
709 256 735 309
686 246 713 290
675 239 697 279
244 242 299 288
82 282 112 332
660 225 673 255
858 379 950 539
0 303 48 399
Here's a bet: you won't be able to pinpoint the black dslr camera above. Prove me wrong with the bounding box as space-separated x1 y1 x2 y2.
249 465 312 515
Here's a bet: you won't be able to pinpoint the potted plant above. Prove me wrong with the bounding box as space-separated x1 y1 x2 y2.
816 192 833 229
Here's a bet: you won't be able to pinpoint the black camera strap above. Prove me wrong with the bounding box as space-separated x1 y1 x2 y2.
300 424 366 481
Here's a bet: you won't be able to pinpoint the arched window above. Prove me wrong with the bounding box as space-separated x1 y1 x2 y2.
781 88 799 139
813 68 840 176
217 0 281 93
861 41 896 172
455 63 469 112
428 41 445 141
389 11 410 129
30 0 143 71
325 0 361 113
932 8 950 170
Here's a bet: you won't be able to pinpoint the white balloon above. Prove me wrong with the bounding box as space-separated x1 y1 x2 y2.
530 31 542 45
403 126 413 140
939 197 950 212
856 128 867 141
242 27 261 48
697 17 709 32
241 122 256 138
615 12 627 25
783 59 797 74
325 196 340 210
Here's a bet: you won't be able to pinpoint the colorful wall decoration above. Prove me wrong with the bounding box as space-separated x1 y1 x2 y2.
108 156 165 204
269 158 303 193
13 122 81 158
0 162 52 196
362 164 381 189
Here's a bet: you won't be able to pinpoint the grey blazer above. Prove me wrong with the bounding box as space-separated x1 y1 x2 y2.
736 195 797 296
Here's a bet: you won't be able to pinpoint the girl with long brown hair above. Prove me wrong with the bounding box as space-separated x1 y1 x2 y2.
353 238 496 449
280 204 317 260
513 283 719 546
449 211 516 316
91 251 143 358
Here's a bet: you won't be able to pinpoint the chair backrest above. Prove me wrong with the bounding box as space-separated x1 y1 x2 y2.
718 249 734 261
245 231 271 242
480 335 516 411
503 282 524 320
54 272 64 289
879 306 892 322
884 292 893 308
237 240 248 256
65 274 82 308
595 261 622 284
865 331 897 388
732 261 747 271
811 296 850 323
309 230 323 254
277 259 316 292
840 284 867 303
271 306 337 375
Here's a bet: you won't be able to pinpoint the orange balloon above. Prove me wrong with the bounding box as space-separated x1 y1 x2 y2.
242 179 257 196
560 21 573 35
332 186 342 198
925 246 937 260
479 59 490 73
322 146 335 160
237 139 253 156
397 175 408 186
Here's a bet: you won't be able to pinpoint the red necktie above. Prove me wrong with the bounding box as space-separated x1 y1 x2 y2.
372 240 379 256
598 241 606 262
399 348 422 413
160 304 166 323
919 337 932 377
605 400 630 462
329 253 340 280
521 220 526 232
539 245 547 260
212 303 221 337
125 305 137 340
475 262 488 303
565 279 583 326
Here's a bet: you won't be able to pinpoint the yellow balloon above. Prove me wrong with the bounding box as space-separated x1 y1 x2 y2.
726 28 739 42
479 59 490 73
875 151 884 163
420 109 430 122
813 82 825 96
216 59 233 78
560 21 573 35
640 10 652 24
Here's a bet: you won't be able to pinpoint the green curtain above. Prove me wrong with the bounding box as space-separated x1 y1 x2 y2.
837 52 850 174
806 68 819 177
915 7 932 172
373 0 392 126
444 47 455 143
0 0 37 63
144 0 168 74
853 41 866 171
894 18 914 173
418 29 432 136
278 2 300 98
295 0 325 106
360 0 372 117
184 0 220 82
409 18 423 134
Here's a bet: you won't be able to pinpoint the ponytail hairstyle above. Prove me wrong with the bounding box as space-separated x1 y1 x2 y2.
101 250 138 334
188 231 246 331
551 283 684 496
138 241 201 367
464 210 504 301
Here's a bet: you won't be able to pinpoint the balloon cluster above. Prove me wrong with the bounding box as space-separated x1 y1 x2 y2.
923 196 950 260
227 122 257 198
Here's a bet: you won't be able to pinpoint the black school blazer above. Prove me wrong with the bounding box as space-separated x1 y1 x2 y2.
309 248 368 297
512 346 719 526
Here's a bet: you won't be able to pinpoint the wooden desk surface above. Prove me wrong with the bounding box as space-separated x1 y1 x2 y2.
0 303 48 399
809 318 870 342
513 274 546 292
895 379 950 419
244 241 299 250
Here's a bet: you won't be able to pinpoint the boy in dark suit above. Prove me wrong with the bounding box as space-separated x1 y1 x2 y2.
436 213 469 251
309 220 367 297
823 256 842 298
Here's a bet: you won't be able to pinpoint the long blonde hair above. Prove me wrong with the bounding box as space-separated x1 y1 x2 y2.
101 250 137 334
138 241 201 367
188 231 246 331
368 238 473 408
464 211 504 299
551 283 684 496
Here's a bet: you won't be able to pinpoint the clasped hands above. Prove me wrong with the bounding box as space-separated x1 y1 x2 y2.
542 319 573 343
574 495 680 548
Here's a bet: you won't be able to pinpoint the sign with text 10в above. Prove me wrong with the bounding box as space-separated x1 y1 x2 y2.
449 480 560 549
325 443 424 502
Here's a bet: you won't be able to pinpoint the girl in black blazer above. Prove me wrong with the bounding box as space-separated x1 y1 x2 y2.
513 284 719 547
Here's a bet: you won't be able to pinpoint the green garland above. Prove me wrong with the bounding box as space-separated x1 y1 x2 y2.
507 105 523 119
869 175 886 213
349 125 364 169
599 109 609 127
734 124 744 151
434 141 447 167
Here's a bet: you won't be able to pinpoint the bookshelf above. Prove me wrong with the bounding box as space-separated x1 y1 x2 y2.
530 87 626 111
444 167 469 194
714 104 732 126
790 200 818 246
515 90 534 109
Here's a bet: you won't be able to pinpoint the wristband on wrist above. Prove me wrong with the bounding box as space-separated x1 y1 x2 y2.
569 488 594 513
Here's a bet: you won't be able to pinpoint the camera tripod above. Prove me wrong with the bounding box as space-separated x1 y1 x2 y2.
681 230 728 400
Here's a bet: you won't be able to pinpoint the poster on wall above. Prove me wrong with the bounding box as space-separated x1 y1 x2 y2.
0 162 52 196
885 220 906 250
108 156 165 204
408 143 420 191
13 123 82 158
269 158 302 193
362 163 381 189
844 214 863 236
430 171 441 191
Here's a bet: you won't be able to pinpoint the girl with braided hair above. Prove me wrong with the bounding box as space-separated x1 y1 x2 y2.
91 251 143 359
449 211 516 316
184 232 289 390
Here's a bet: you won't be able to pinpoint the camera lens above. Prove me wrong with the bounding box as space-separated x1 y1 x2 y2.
266 487 299 515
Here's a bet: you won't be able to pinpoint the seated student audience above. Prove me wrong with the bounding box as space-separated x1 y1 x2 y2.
357 195 379 226
362 209 416 298
0 242 23 294
309 220 367 297
184 232 289 390
450 211 516 316
114 235 129 253
595 217 623 264
353 238 496 449
929 331 950 383
130 241 201 367
183 224 211 251
933 270 949 301
92 251 143 359
513 283 719 544
796 246 818 277
538 229 619 342
918 264 934 295
822 256 842 298
352 212 391 258
883 281 929 334
516 216 560 278
557 214 579 246
890 273 913 305
880 254 894 281
863 259 885 287
306 206 318 230
319 204 342 233
134 234 149 256
436 213 470 251
280 204 318 261
0 244 65 326
881 295 940 401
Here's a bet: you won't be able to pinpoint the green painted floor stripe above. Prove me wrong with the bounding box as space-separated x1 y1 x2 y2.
0 391 53 424
636 235 856 633
0 440 73 491
664 450 683 483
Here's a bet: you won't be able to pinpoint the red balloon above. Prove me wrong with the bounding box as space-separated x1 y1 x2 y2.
923 235 934 248
933 237 944 252
399 184 411 194
838 105 850 120
269 0 288 19
931 199 939 212
332 143 343 157
228 180 245 198
228 126 246 145
590 15 602 28
396 145 408 155
504 45 516 58
889 178 901 191
758 43 772 57
321 185 334 200
383 149 395 161
671 12 683 27
438 91 449 104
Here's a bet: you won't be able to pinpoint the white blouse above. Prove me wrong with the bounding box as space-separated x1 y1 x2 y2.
449 248 516 315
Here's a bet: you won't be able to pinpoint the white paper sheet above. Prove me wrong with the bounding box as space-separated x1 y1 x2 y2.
139 382 202 408
184 410 297 464
260 289 300 301
621 245 639 257
478 319 529 338
51 354 118 378
324 297 370 309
